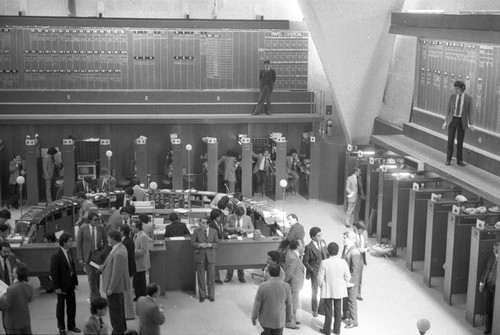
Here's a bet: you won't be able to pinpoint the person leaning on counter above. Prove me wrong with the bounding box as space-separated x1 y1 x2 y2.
224 206 254 283
163 213 190 238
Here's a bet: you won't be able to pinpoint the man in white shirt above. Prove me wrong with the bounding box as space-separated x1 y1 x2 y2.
345 168 360 228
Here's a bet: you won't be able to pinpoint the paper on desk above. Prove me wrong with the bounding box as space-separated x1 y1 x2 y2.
237 236 243 241
0 280 8 296
169 237 185 241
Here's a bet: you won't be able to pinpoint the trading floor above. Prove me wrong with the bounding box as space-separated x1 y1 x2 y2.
5 196 482 335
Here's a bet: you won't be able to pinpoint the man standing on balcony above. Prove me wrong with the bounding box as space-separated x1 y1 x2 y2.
253 60 276 116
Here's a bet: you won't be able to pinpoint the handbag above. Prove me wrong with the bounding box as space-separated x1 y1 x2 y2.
318 298 326 316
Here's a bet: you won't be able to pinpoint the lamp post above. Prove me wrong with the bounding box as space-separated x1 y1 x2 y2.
149 181 158 240
279 179 288 231
16 176 25 237
416 318 430 335
186 144 193 224
105 150 113 172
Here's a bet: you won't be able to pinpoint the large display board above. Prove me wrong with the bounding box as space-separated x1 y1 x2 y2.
415 38 500 134
0 26 308 90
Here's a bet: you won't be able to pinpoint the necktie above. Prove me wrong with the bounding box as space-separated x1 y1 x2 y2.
99 317 104 329
67 251 75 276
455 94 462 117
91 227 96 251
3 257 10 285
204 229 208 241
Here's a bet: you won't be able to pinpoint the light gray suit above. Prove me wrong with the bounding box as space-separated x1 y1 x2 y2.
284 249 305 327
251 277 292 331
136 296 165 335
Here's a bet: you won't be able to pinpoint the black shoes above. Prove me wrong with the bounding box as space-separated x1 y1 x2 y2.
199 297 205 303
445 161 451 166
68 327 81 333
215 279 223 284
59 330 66 335
357 296 364 301
224 278 231 283
238 278 246 283
209 297 215 302
457 161 466 166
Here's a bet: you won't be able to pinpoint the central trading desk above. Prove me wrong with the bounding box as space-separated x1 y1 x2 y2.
150 236 282 294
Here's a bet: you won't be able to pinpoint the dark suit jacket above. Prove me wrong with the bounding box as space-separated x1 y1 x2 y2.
208 219 225 240
445 93 473 130
50 248 78 293
303 240 328 279
0 255 18 284
191 227 219 264
164 221 190 238
480 252 497 286
0 280 33 330
259 68 276 91
122 236 136 277
343 245 364 287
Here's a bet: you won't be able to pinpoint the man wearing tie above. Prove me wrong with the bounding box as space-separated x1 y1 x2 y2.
442 80 474 166
303 227 328 317
284 239 305 330
191 216 219 302
73 176 94 195
50 233 80 335
345 168 360 228
76 212 107 301
0 242 18 334
224 206 254 283
253 60 276 115
479 242 499 335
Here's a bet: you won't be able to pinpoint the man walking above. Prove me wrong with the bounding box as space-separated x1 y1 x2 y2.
342 231 363 329
345 168 361 227
251 264 292 335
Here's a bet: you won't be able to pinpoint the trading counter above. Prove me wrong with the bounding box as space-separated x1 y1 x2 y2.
150 236 282 294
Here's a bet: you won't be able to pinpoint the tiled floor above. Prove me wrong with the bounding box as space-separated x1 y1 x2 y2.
2 196 485 334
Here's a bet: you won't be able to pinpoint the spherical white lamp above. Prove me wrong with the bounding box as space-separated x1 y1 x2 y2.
105 150 113 157
149 181 158 191
185 144 192 151
417 319 431 335
16 176 25 185
279 179 288 188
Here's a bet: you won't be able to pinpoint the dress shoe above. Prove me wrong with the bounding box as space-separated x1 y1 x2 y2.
345 323 358 329
484 330 491 335
215 279 223 284
209 297 215 302
239 278 246 283
296 321 301 325
357 296 364 301
313 312 319 317
224 278 231 283
265 111 272 115
68 327 81 333
457 161 466 166
286 326 300 330
445 161 451 166
199 297 205 303
46 288 55 293
59 330 66 335
318 329 329 335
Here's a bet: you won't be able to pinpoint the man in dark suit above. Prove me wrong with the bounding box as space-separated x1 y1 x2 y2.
442 80 474 166
191 216 219 302
76 212 107 301
120 224 136 320
253 59 276 115
284 239 305 330
208 209 225 284
73 176 95 195
251 264 292 335
50 233 80 335
252 150 274 197
0 242 18 286
101 229 130 335
136 283 165 335
479 242 499 335
303 227 328 317
163 212 190 238
0 263 33 335
286 213 305 256
341 230 363 329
